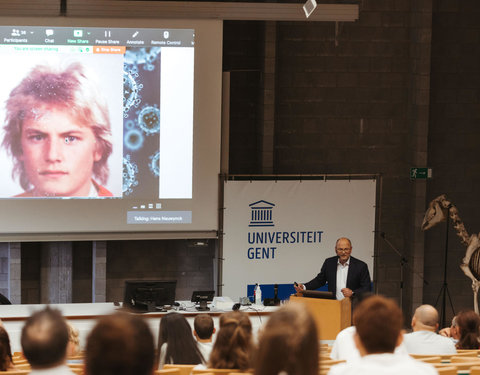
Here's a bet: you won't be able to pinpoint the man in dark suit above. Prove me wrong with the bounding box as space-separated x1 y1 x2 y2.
294 237 371 299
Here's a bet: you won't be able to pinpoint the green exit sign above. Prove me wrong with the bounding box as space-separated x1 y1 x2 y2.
410 167 432 180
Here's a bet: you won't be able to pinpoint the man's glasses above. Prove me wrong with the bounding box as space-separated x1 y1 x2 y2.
336 248 351 253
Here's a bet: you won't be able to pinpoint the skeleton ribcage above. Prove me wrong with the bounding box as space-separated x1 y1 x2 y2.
469 249 480 280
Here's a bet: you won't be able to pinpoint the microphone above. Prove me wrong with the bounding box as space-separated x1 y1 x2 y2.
274 284 278 300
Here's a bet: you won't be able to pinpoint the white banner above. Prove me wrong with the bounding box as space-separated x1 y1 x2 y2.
222 179 376 302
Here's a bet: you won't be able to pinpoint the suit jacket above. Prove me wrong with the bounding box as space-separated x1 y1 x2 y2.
304 255 371 298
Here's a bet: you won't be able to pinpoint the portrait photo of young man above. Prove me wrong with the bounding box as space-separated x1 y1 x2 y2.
0 55 123 197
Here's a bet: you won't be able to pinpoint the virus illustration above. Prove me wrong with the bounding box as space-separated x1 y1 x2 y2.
137 104 160 136
123 155 139 195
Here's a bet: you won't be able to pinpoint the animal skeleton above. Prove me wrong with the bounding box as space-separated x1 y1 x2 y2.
422 194 480 313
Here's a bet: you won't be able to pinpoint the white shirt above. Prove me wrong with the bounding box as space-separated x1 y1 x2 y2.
403 330 457 355
29 365 76 375
336 258 349 300
328 352 437 375
330 326 408 362
197 341 213 363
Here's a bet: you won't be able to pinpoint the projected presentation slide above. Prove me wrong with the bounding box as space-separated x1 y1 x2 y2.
0 21 221 236
0 26 194 201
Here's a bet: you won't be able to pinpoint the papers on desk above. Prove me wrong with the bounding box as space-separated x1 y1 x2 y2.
212 296 234 311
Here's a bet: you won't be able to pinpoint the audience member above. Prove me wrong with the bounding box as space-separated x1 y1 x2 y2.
254 303 318 375
403 304 456 354
208 311 253 371
455 310 480 349
66 321 80 357
439 315 460 343
85 313 155 375
330 293 407 361
193 314 215 362
21 307 75 375
157 312 204 369
0 326 15 371
328 296 437 375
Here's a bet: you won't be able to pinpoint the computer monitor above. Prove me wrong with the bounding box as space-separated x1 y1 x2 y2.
191 290 215 311
123 280 177 312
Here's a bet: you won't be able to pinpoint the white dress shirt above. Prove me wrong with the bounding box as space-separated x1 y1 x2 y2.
336 258 349 300
330 326 408 362
403 330 457 354
327 352 437 375
29 365 76 375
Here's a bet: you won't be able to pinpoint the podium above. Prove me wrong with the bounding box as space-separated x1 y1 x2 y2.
289 295 351 340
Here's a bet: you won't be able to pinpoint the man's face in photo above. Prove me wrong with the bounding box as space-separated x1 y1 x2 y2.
19 108 102 197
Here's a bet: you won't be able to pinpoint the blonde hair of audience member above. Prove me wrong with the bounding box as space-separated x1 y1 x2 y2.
0 326 14 371
85 313 155 375
455 310 480 349
66 321 80 357
254 303 318 375
208 311 253 371
353 295 403 354
411 304 439 332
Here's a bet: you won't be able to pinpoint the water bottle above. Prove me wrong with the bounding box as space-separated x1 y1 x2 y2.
255 283 262 305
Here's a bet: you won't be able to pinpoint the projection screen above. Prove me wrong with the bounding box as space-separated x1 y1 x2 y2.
0 17 222 241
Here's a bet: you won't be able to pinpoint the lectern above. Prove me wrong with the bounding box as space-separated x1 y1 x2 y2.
289 295 351 340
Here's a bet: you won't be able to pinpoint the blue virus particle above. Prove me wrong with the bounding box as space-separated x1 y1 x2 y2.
125 120 135 130
124 47 161 72
123 155 139 195
137 105 160 136
124 129 144 151
149 151 160 177
123 70 143 117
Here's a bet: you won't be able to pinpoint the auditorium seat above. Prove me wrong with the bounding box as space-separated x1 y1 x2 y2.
155 369 181 375
450 356 480 363
470 366 480 375
415 356 442 363
163 364 197 375
0 371 30 375
436 366 458 375
192 369 243 374
434 362 480 371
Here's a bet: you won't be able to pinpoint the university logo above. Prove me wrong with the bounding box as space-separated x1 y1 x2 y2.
248 200 275 227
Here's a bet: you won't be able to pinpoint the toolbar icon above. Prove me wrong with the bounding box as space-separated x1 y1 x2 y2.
73 29 83 38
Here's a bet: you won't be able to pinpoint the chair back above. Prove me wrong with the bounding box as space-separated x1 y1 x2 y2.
155 369 181 375
192 369 241 374
415 356 442 363
163 364 197 375
436 366 458 375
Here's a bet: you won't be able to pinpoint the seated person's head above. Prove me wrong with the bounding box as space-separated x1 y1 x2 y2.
254 303 318 375
86 313 154 375
411 304 439 332
66 321 80 357
21 307 69 369
353 295 403 355
209 311 253 371
455 310 480 349
157 312 204 366
194 314 215 342
0 326 13 371
2 62 112 197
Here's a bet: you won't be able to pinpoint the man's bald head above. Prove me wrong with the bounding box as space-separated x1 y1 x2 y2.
412 305 439 331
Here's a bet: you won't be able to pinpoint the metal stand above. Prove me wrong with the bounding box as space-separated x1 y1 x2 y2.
380 232 428 312
434 218 455 328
